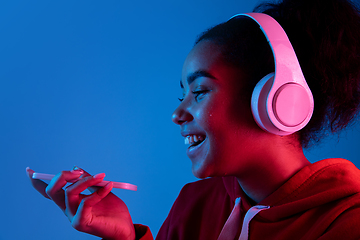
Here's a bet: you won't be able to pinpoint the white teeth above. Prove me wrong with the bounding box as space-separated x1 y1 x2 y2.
184 135 205 145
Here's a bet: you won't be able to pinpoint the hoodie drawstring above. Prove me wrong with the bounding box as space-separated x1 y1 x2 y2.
217 197 270 240
238 205 270 240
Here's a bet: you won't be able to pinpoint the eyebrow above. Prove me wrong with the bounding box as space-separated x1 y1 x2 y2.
180 70 217 88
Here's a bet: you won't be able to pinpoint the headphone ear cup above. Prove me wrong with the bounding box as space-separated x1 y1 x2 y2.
251 73 289 135
272 82 313 131
251 73 313 136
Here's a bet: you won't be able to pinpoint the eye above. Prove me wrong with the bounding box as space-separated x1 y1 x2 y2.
192 90 209 101
178 97 184 102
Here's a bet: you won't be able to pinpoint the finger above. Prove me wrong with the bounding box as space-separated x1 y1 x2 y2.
46 170 84 211
65 173 106 216
26 167 50 199
66 173 105 196
73 166 99 194
73 166 90 177
83 181 113 207
73 182 114 231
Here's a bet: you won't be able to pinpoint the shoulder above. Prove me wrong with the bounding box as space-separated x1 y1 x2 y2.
320 195 360 239
167 177 232 218
173 177 229 208
156 177 232 240
180 177 226 194
311 159 360 239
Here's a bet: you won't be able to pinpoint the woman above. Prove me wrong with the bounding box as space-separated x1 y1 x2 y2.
27 0 360 239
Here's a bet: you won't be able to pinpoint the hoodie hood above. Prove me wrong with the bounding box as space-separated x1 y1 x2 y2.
156 158 360 240
223 158 360 221
223 159 360 233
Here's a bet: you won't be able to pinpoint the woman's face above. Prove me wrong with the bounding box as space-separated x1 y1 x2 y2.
172 40 265 179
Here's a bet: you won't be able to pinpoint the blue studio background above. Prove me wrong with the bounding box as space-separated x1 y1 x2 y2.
1 0 360 239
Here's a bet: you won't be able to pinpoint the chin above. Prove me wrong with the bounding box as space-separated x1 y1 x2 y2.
191 163 215 179
193 172 209 179
192 167 206 179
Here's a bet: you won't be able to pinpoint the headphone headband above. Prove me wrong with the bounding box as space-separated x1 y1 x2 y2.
230 13 307 87
230 13 314 135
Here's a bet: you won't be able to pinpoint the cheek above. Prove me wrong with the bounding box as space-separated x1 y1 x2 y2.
204 94 259 143
225 90 257 129
194 100 222 130
195 99 232 145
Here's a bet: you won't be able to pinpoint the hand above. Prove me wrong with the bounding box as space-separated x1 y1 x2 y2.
26 167 136 240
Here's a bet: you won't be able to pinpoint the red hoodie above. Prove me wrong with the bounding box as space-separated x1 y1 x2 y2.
135 158 360 240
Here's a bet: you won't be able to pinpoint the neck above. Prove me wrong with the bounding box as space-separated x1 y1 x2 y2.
236 136 310 204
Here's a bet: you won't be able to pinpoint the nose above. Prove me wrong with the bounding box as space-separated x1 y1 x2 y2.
172 102 193 125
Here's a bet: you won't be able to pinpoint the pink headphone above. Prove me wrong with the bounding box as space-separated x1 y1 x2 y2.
230 13 314 136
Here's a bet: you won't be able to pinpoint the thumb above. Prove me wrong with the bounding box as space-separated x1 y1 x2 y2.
73 182 114 232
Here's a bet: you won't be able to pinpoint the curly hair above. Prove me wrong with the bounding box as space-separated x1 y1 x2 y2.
196 0 360 148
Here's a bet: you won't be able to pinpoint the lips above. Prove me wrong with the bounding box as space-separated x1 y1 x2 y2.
185 135 207 162
185 134 206 147
181 130 208 160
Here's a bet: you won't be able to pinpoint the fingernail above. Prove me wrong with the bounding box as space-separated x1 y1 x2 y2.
93 173 105 179
71 169 84 174
72 165 82 171
104 182 113 190
25 167 33 177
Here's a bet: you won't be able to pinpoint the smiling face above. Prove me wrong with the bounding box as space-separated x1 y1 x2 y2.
172 40 266 179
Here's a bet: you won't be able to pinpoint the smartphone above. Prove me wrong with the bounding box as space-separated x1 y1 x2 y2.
32 172 137 191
